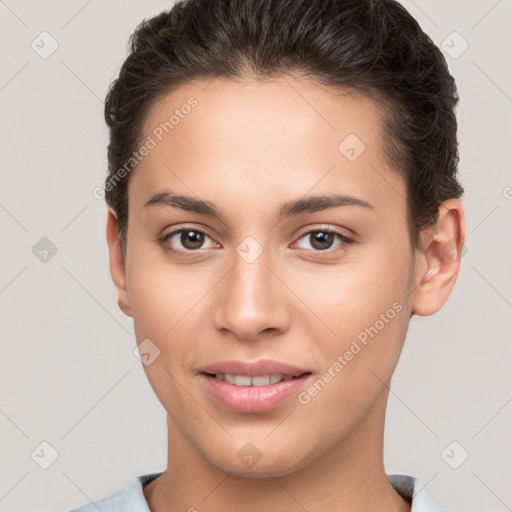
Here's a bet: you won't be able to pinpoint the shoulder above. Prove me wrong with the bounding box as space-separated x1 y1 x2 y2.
388 474 450 512
66 472 163 512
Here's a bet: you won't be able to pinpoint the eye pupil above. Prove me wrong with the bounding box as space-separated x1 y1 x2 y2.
181 230 204 249
311 231 334 250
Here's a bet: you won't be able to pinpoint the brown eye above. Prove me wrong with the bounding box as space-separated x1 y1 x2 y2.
308 231 335 250
161 228 216 252
177 230 205 250
294 229 354 254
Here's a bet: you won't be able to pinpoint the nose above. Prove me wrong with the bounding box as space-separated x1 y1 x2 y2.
213 247 290 341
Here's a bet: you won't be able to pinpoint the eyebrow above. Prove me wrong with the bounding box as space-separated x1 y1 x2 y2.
144 189 375 220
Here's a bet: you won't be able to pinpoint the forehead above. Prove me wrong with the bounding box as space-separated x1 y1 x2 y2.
141 76 387 159
128 76 404 216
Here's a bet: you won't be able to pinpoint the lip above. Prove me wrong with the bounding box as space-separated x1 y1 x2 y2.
199 373 312 413
197 359 313 414
197 359 311 377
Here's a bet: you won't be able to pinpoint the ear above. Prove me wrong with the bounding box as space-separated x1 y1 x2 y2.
411 198 465 316
106 209 132 317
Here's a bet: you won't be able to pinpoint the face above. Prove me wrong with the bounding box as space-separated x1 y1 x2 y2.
114 77 421 477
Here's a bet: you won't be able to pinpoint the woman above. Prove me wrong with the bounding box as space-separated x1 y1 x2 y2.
69 0 465 510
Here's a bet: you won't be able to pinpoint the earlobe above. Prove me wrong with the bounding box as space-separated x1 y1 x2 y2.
411 198 465 316
106 209 132 317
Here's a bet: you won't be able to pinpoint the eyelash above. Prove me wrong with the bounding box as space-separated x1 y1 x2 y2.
158 225 356 258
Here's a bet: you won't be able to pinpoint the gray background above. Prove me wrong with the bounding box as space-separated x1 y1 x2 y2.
1 1 511 511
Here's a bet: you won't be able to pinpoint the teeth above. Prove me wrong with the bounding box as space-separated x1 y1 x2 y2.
214 373 295 386
252 375 270 386
234 375 252 386
270 374 283 384
224 374 236 384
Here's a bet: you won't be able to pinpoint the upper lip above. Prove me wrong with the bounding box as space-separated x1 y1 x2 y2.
198 359 311 377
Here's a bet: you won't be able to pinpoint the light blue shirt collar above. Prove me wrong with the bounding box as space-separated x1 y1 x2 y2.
68 471 449 511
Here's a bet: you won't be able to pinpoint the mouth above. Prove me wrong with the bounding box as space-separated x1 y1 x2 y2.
199 371 313 413
202 372 312 386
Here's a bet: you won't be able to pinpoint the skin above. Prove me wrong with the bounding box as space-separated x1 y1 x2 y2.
106 76 465 512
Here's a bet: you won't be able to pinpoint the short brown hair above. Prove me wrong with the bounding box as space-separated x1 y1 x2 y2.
104 0 464 259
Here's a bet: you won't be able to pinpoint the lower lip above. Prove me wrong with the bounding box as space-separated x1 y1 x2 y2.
200 373 312 413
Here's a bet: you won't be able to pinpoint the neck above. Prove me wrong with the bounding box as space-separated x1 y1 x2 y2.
144 390 410 512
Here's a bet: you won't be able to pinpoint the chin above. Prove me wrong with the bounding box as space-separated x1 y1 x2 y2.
203 439 314 479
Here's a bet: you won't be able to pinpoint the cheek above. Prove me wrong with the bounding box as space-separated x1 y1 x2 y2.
296 298 409 436
297 240 412 400
126 254 216 384
128 276 175 341
127 261 200 414
127 252 202 338
301 243 410 335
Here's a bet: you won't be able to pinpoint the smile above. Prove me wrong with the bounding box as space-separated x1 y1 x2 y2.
200 372 312 413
